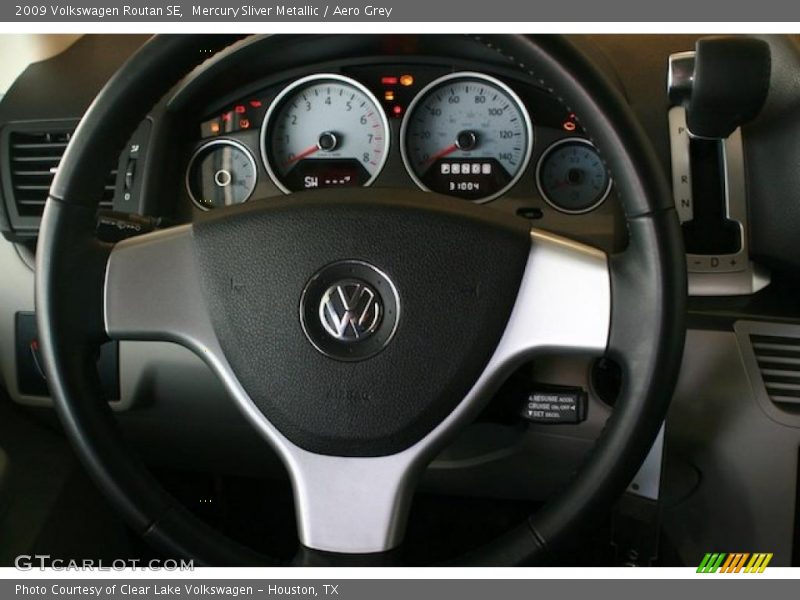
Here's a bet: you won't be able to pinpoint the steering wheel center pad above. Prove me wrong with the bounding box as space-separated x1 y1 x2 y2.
192 188 530 457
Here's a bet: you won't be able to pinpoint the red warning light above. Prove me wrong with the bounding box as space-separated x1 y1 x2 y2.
239 118 251 129
221 111 232 122
234 105 246 114
392 105 403 117
249 100 263 108
563 121 577 132
381 76 399 85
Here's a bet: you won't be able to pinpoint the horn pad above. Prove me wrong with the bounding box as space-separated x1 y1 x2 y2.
299 260 401 362
192 189 530 457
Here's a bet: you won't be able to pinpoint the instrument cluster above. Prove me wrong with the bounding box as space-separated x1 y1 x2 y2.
185 63 613 214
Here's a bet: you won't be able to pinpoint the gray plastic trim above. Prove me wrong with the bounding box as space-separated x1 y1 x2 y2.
666 51 695 105
665 329 800 566
667 97 769 296
627 424 664 500
104 225 610 553
735 320 800 429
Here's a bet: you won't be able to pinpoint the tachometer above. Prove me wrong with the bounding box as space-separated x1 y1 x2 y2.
400 72 533 202
262 74 390 193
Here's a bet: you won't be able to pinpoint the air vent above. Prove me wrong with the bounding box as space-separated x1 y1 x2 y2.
750 334 800 409
8 129 116 218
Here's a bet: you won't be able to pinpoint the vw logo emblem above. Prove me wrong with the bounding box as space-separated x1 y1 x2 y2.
319 280 382 341
300 260 400 361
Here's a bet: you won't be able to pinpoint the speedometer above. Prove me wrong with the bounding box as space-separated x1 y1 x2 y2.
400 72 533 202
261 74 390 193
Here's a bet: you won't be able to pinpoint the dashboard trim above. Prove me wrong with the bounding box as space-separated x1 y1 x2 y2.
667 104 770 296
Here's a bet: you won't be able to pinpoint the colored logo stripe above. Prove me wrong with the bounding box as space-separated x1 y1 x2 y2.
697 553 773 573
697 553 726 573
720 553 749 573
744 553 773 573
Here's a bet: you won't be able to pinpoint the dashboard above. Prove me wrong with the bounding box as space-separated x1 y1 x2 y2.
187 67 610 210
174 50 624 254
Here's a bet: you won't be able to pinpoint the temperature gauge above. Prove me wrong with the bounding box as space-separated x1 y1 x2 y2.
186 139 258 210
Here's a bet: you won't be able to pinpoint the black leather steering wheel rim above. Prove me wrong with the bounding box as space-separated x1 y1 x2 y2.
35 34 686 566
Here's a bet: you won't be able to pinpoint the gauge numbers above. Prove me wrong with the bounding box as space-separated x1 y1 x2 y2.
262 74 390 194
401 72 533 202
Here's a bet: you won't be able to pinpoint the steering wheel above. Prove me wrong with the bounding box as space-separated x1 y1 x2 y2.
35 34 685 566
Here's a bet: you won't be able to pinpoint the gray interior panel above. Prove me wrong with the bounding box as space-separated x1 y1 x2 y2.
663 329 799 566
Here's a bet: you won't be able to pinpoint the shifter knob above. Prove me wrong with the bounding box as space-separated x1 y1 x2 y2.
669 36 771 139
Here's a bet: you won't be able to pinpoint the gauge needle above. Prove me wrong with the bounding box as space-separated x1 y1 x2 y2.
284 144 320 166
424 143 459 166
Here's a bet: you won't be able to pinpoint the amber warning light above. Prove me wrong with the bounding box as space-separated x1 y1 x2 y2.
381 74 414 118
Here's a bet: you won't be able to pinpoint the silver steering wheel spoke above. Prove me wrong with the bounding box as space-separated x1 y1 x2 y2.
508 229 610 357
104 224 215 350
103 224 610 554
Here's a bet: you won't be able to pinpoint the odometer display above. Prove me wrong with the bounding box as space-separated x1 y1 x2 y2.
401 72 533 202
262 74 389 193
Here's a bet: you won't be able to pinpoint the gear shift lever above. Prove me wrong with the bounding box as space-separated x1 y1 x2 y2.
669 36 771 139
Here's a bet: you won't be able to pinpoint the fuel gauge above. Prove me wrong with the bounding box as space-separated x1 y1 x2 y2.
536 138 611 214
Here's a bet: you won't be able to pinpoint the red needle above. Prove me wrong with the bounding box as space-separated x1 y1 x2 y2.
424 143 459 166
284 144 319 166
